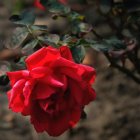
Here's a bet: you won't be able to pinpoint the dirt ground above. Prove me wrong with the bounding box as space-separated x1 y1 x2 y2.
0 2 140 140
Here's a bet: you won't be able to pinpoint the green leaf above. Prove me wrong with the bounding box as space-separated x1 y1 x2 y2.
30 25 48 32
89 38 126 52
14 56 27 70
105 38 126 50
38 34 60 46
40 0 70 14
62 34 73 44
78 22 92 33
22 39 38 55
69 12 84 21
6 27 29 49
9 10 35 25
49 3 70 14
90 41 113 52
71 45 86 63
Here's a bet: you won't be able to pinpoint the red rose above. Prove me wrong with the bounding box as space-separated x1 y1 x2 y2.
34 0 45 10
7 46 96 136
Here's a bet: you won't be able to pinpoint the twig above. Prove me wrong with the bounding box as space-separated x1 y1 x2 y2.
104 53 140 84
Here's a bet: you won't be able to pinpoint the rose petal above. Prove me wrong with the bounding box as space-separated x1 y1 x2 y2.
68 79 84 105
8 79 26 113
52 58 82 82
7 71 24 86
23 80 35 106
34 0 45 10
78 64 96 84
30 67 51 78
33 82 55 99
83 86 96 105
59 46 73 61
30 102 81 136
25 46 60 70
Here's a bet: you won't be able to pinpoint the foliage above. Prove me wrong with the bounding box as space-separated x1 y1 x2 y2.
1 0 140 85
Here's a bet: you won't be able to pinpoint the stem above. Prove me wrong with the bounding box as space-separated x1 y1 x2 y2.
26 25 43 46
104 53 140 84
91 29 103 40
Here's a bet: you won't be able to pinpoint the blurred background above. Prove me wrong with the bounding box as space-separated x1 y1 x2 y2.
0 0 140 140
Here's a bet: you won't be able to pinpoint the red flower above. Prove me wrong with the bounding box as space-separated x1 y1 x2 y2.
7 46 96 136
34 0 45 10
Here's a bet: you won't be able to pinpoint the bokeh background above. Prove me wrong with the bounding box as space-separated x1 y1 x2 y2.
0 0 140 140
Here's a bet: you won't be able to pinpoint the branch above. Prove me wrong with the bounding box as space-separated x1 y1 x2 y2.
104 53 140 84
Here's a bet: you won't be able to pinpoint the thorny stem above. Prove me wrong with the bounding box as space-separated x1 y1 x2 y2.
104 53 140 84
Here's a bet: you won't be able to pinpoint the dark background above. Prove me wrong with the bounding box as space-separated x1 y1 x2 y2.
0 0 140 140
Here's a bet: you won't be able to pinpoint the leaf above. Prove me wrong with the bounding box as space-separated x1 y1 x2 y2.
71 45 86 63
0 75 9 86
69 12 85 21
31 25 48 31
89 38 126 52
22 40 38 55
49 2 70 14
9 10 35 25
38 34 60 46
14 56 27 70
6 27 29 49
62 34 74 44
90 41 112 52
99 0 112 14
105 38 126 50
40 0 70 14
78 22 92 33
48 34 60 44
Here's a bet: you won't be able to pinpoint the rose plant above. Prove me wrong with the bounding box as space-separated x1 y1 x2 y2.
7 46 96 136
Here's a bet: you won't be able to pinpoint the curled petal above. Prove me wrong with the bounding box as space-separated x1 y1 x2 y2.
59 46 73 61
7 71 24 86
23 80 35 106
78 64 96 84
30 67 51 78
8 79 26 112
25 46 60 70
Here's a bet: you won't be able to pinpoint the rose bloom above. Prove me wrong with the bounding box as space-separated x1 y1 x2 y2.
7 46 96 136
